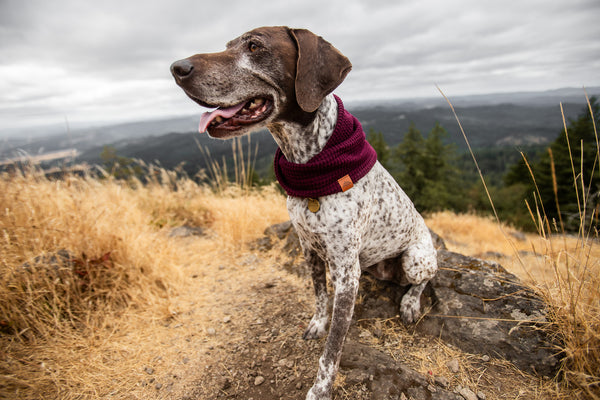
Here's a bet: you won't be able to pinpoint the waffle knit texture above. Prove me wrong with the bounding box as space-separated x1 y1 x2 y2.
274 95 377 198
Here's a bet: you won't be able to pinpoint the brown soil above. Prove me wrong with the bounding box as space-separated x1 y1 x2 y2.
138 245 556 400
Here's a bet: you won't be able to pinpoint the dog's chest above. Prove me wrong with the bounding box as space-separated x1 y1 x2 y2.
287 162 425 268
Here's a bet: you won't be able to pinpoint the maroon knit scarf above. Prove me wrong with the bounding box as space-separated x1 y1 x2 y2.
274 95 377 198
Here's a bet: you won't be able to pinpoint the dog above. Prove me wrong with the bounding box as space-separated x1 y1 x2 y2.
171 26 438 400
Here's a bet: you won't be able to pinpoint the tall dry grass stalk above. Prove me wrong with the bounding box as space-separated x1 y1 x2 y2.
196 134 259 193
439 88 600 398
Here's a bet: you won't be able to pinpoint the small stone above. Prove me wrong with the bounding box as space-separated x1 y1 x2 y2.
296 381 302 390
206 327 216 335
220 378 231 390
459 387 478 400
434 376 449 388
446 359 460 373
359 330 372 339
182 357 190 364
477 391 486 400
155 382 163 390
144 366 154 375
223 315 231 323
254 376 265 386
481 355 490 362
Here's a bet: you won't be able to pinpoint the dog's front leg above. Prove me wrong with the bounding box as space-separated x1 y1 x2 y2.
306 258 361 400
303 250 330 340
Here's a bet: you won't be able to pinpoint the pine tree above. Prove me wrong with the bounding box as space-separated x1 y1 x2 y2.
366 129 391 169
394 123 426 208
394 122 465 212
420 123 464 211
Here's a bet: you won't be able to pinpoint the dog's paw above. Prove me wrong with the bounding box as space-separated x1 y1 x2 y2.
305 383 330 400
400 294 421 324
302 316 328 340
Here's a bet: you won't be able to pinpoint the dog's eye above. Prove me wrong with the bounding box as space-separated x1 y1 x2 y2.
248 42 259 52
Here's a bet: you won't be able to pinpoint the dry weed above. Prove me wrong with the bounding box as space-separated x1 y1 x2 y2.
0 167 288 399
438 88 600 398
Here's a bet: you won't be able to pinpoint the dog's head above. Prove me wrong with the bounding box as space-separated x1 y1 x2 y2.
171 26 351 139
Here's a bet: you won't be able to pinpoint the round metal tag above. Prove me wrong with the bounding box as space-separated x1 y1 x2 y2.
307 198 320 213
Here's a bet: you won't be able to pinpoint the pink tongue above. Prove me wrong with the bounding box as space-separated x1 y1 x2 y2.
198 101 246 133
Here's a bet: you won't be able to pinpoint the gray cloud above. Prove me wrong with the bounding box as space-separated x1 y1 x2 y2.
1 0 599 134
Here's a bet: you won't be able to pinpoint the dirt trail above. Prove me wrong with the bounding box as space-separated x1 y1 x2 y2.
132 236 553 400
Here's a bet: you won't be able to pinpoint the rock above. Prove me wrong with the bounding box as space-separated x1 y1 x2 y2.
429 228 447 250
21 249 74 273
168 225 204 238
254 376 265 386
340 340 462 399
435 376 449 388
477 251 506 259
509 231 527 241
446 359 460 374
458 386 478 400
418 250 558 376
144 366 154 375
264 220 294 240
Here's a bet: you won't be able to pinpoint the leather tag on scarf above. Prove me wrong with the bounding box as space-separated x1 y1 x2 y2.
338 175 354 192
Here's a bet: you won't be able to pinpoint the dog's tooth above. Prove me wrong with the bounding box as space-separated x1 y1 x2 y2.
248 98 264 110
215 116 223 123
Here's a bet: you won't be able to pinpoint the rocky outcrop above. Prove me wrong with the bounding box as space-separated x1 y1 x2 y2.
418 250 557 376
340 340 463 399
259 221 558 378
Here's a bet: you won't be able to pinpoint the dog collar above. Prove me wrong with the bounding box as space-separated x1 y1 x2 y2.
274 95 377 198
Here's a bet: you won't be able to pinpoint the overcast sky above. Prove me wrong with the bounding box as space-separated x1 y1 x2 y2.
1 0 599 136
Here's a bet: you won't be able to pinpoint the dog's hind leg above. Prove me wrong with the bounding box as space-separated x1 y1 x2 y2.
303 250 330 340
399 241 437 324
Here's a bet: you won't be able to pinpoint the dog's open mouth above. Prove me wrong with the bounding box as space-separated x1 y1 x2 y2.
198 97 273 134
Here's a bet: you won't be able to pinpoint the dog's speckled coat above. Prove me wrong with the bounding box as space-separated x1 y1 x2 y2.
171 26 438 400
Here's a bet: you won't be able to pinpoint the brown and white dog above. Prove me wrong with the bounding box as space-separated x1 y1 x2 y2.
171 26 437 400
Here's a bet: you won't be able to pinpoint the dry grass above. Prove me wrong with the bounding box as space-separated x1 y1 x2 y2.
0 167 288 399
438 88 600 399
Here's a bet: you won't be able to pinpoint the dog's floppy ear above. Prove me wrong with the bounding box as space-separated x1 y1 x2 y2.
289 28 352 113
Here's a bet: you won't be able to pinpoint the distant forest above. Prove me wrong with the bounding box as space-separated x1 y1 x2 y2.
365 98 599 232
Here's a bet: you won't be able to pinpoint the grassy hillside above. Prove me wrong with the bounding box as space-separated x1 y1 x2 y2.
0 168 598 399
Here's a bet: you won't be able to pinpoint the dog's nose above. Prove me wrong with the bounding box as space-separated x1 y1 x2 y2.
170 59 194 79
